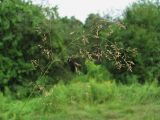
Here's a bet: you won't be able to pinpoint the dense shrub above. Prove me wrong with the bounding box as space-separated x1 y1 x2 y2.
105 1 160 83
0 0 69 94
0 0 87 96
0 0 159 96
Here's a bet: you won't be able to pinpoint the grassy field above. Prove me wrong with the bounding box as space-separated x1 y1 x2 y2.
0 80 160 120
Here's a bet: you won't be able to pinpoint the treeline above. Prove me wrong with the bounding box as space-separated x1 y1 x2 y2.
0 0 159 97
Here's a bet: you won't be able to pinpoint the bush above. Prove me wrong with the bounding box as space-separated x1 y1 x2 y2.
0 0 68 95
106 1 160 83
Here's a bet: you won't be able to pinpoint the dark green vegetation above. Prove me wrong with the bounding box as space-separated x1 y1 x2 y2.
0 0 160 119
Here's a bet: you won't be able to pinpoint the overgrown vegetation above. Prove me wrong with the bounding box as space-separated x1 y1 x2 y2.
0 79 160 120
107 1 160 83
0 0 160 119
0 0 137 96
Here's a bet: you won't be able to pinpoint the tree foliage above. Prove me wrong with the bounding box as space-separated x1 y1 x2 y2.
0 0 159 96
106 1 160 83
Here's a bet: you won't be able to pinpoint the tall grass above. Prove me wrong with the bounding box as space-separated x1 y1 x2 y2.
0 79 160 120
